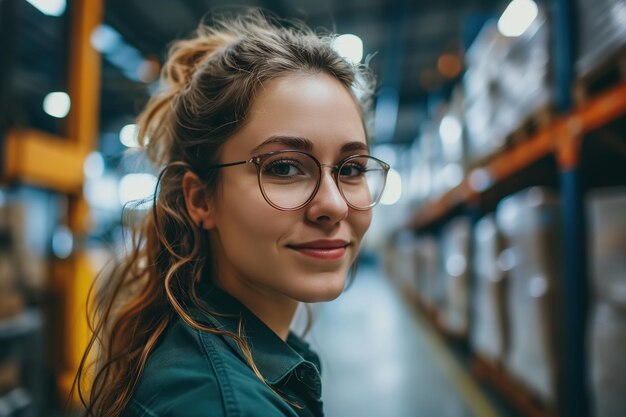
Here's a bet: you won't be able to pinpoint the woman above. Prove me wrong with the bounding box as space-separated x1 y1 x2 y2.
75 10 389 417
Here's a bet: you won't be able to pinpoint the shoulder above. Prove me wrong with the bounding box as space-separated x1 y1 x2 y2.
125 318 297 417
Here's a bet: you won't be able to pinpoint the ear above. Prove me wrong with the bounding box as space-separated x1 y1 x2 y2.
182 171 215 230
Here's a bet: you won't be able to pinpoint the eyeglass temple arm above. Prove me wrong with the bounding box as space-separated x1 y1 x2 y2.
206 159 251 169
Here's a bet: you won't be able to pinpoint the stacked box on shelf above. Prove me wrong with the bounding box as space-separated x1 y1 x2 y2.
497 11 551 131
587 189 626 417
436 86 467 193
576 0 626 78
414 235 441 309
409 89 467 207
415 121 444 203
464 22 513 163
495 187 562 405
394 231 419 294
440 217 471 336
463 11 551 165
471 214 509 364
384 236 398 280
0 203 25 320
406 134 429 208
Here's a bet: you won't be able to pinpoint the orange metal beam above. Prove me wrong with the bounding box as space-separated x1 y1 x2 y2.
4 129 86 192
572 80 626 134
407 80 626 230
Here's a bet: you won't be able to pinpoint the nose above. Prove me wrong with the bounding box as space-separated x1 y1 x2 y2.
305 167 348 224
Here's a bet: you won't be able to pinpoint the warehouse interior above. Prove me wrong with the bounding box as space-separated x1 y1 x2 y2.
0 0 625 416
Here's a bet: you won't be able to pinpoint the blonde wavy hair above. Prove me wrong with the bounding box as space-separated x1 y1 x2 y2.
73 9 375 417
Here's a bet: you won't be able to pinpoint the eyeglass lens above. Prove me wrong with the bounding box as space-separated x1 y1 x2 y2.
258 152 387 210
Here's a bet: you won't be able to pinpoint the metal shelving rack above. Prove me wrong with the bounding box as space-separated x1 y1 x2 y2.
401 1 626 413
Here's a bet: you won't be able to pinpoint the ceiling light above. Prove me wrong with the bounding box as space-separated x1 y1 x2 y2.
43 92 71 118
498 0 539 37
26 0 66 16
120 124 140 148
332 34 364 64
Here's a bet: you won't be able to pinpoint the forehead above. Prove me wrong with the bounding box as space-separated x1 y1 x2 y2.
223 72 367 158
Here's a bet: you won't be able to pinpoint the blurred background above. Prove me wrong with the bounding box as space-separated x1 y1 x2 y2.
0 0 625 416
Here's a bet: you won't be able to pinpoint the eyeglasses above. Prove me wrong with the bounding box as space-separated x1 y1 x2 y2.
205 150 390 211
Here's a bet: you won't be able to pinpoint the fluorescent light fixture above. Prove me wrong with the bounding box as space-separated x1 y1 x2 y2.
381 168 402 205
26 0 66 16
498 0 539 37
43 91 71 118
332 34 364 64
120 124 140 148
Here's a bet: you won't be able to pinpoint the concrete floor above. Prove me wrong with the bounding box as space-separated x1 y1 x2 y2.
300 261 504 417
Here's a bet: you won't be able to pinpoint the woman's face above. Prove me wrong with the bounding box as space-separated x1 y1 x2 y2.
208 72 372 304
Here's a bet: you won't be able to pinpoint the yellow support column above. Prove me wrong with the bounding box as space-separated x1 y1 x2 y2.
1 0 103 404
57 0 103 402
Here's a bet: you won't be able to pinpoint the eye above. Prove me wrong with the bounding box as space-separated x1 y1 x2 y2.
264 159 305 178
339 161 367 178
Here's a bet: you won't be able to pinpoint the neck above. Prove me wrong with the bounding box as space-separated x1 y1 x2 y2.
215 278 299 341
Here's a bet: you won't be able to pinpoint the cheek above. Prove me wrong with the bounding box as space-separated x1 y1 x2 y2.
215 179 291 251
351 210 372 242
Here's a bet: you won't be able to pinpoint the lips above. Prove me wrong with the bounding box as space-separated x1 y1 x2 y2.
287 239 350 261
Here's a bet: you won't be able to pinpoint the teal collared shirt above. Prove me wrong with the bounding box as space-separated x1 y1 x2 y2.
123 284 324 417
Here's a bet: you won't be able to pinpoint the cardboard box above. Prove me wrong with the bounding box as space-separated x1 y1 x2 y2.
496 187 562 404
440 217 471 336
589 303 626 417
471 214 508 363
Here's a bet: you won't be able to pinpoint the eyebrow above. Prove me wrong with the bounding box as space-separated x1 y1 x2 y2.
250 135 369 155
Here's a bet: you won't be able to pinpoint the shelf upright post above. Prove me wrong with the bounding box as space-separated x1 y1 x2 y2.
553 0 575 112
552 0 589 415
557 125 590 417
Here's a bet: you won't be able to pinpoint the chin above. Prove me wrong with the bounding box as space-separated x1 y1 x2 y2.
293 274 347 303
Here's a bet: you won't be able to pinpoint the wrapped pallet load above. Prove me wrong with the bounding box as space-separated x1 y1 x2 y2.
587 189 626 417
471 214 509 364
464 9 551 165
463 21 512 164
496 187 561 405
576 0 626 78
440 217 471 336
394 231 419 294
497 10 551 137
415 235 441 310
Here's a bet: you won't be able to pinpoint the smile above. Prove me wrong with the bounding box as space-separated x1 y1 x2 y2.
286 240 350 261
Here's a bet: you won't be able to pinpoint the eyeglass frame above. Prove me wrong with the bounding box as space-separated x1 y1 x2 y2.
203 149 391 211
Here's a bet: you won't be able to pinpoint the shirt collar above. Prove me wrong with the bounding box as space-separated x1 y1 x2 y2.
191 282 321 397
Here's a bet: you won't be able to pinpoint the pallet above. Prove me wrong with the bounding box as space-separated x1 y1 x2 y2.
472 354 556 417
574 47 626 107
